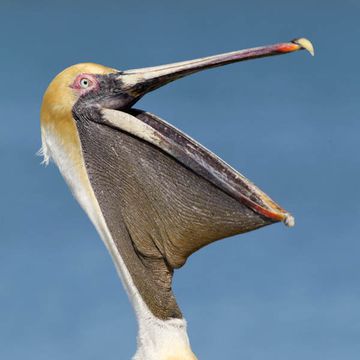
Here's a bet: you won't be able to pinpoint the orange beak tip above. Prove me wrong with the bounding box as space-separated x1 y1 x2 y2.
277 43 301 54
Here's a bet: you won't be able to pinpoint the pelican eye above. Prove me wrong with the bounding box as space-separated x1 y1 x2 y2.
80 78 92 89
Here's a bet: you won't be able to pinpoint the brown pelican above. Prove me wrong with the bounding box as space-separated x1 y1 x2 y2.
40 38 313 360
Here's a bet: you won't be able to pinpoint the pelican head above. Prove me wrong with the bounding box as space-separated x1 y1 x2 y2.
40 38 313 360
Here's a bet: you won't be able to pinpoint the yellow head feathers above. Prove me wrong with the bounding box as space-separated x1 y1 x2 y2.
40 63 117 165
41 63 117 126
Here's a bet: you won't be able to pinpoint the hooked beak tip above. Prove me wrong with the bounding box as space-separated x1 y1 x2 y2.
292 38 315 56
276 38 315 56
293 38 315 56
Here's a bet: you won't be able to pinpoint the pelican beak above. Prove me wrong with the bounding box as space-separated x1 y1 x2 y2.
116 37 314 104
99 37 314 227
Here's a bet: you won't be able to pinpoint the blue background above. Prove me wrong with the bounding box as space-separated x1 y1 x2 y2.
1 1 359 359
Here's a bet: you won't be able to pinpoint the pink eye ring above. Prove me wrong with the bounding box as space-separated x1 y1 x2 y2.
71 74 98 91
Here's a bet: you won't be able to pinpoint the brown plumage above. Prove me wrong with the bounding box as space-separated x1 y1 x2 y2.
40 38 313 359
